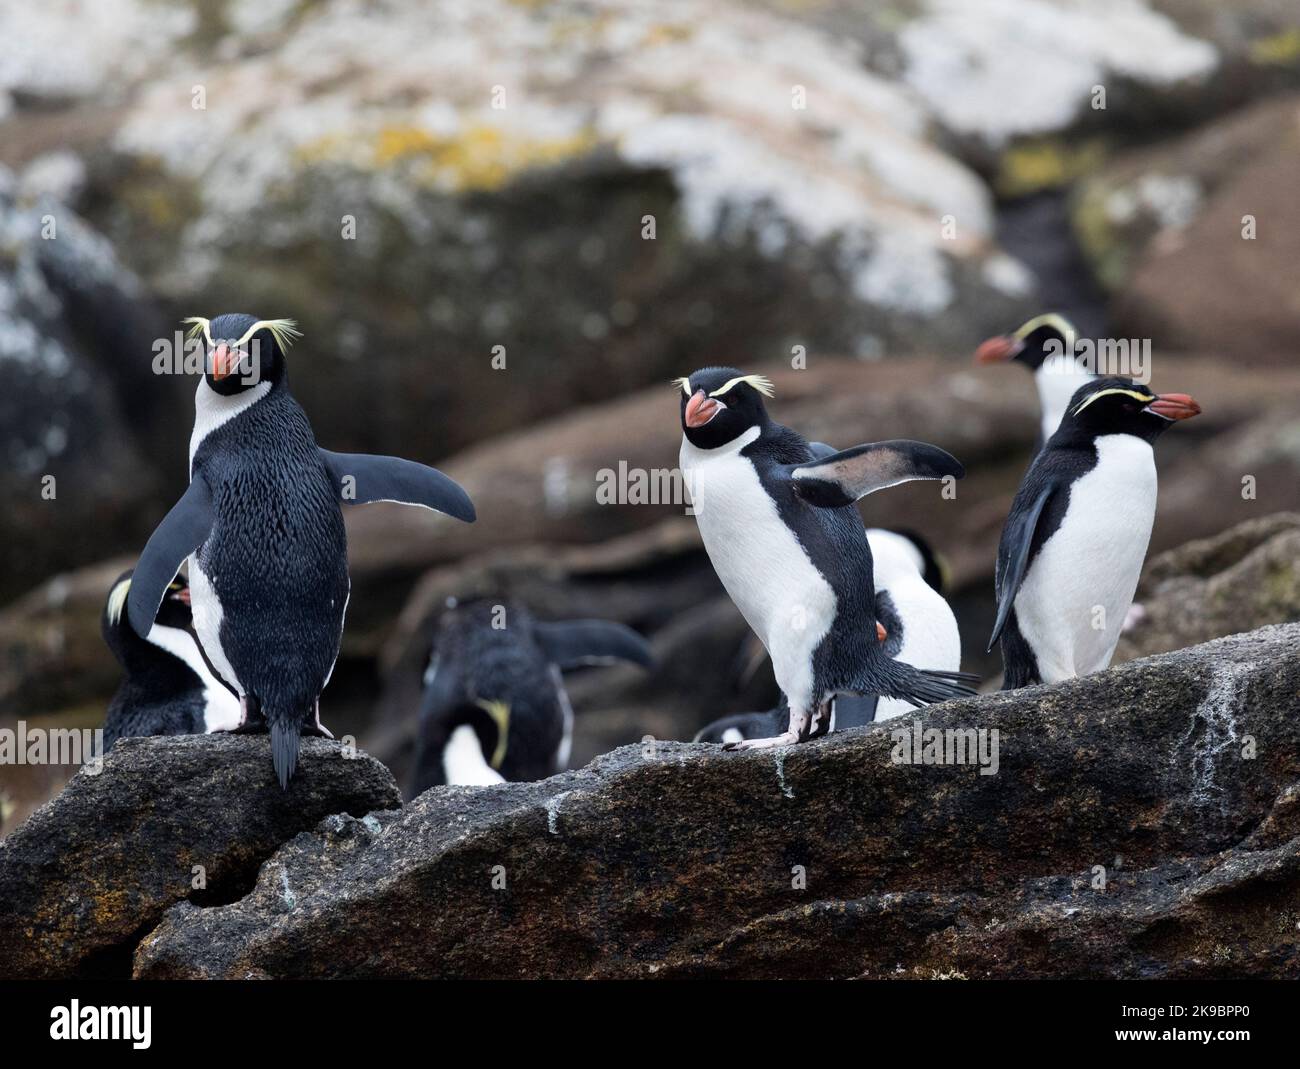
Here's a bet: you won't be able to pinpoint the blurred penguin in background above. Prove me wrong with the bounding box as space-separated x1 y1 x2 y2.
412 598 653 792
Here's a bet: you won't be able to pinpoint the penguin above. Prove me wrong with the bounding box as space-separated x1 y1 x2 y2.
676 367 976 750
989 377 1201 688
695 527 963 742
101 569 241 752
975 313 1097 451
411 598 652 792
126 314 476 786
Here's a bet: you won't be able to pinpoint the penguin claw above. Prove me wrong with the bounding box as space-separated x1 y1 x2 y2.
723 731 800 752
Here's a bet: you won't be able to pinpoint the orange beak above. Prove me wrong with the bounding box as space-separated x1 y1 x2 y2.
685 390 722 428
876 621 887 642
974 335 1023 365
210 344 236 381
1145 393 1202 421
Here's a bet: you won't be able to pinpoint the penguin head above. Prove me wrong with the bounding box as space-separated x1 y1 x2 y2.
183 313 301 396
102 569 193 662
868 528 949 594
675 367 775 449
1063 377 1201 442
975 313 1078 372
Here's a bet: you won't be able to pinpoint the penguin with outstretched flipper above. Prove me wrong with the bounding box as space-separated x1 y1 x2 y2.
127 314 476 786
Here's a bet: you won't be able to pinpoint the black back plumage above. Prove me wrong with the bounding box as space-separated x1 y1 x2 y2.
412 601 573 792
727 400 970 708
192 374 349 781
101 570 208 751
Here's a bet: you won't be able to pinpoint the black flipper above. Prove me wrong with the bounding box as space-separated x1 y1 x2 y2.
988 484 1056 651
534 620 654 670
832 693 879 729
806 441 837 460
788 440 965 509
319 449 476 523
125 477 214 639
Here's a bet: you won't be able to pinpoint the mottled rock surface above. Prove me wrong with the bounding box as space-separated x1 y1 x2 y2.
0 734 401 978
1117 513 1300 662
134 624 1300 979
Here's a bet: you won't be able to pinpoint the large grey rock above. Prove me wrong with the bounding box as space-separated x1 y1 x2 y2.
1071 94 1300 358
0 167 163 603
6 0 1040 473
134 623 1300 979
0 734 401 978
1117 513 1300 662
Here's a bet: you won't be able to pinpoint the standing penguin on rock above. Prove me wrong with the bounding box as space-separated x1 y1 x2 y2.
676 367 976 751
127 314 476 786
411 598 653 792
695 527 962 742
990 377 1201 688
101 569 241 752
975 313 1097 452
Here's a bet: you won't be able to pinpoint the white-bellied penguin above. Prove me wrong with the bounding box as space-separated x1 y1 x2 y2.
412 598 652 792
101 569 241 752
126 314 476 786
975 313 1097 451
676 367 976 750
989 377 1201 688
695 527 962 742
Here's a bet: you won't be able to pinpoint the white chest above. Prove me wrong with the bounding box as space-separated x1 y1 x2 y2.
681 431 835 708
144 621 242 731
1016 435 1156 681
1035 358 1094 443
189 378 270 475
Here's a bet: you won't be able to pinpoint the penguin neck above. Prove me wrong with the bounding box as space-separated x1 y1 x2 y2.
189 376 275 475
1035 357 1094 440
680 424 762 468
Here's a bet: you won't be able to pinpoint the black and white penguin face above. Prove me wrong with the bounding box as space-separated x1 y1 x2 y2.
975 313 1077 372
675 366 775 449
183 313 301 396
1061 377 1201 443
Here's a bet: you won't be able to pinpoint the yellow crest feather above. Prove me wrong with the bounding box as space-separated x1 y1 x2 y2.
1073 386 1154 416
710 374 774 399
106 578 132 627
672 377 693 396
475 699 511 769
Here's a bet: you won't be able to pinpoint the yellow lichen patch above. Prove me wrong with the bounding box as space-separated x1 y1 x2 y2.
641 23 693 48
300 124 598 191
1249 28 1300 67
995 138 1108 198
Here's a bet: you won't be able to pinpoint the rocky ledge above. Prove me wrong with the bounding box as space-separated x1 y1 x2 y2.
0 736 401 978
3 623 1297 979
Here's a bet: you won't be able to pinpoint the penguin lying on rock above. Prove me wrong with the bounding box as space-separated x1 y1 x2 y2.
101 569 241 752
975 313 1096 453
412 598 653 791
990 377 1201 688
676 367 977 751
695 528 962 742
127 314 476 786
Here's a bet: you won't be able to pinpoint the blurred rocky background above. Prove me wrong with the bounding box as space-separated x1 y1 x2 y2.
2 0 1298 830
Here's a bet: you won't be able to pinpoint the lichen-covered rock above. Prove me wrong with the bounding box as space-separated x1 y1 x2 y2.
6 0 1043 469
1116 513 1300 662
0 734 401 978
133 623 1300 979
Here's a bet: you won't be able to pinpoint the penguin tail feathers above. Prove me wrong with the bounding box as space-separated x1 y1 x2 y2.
270 719 302 789
873 658 979 708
